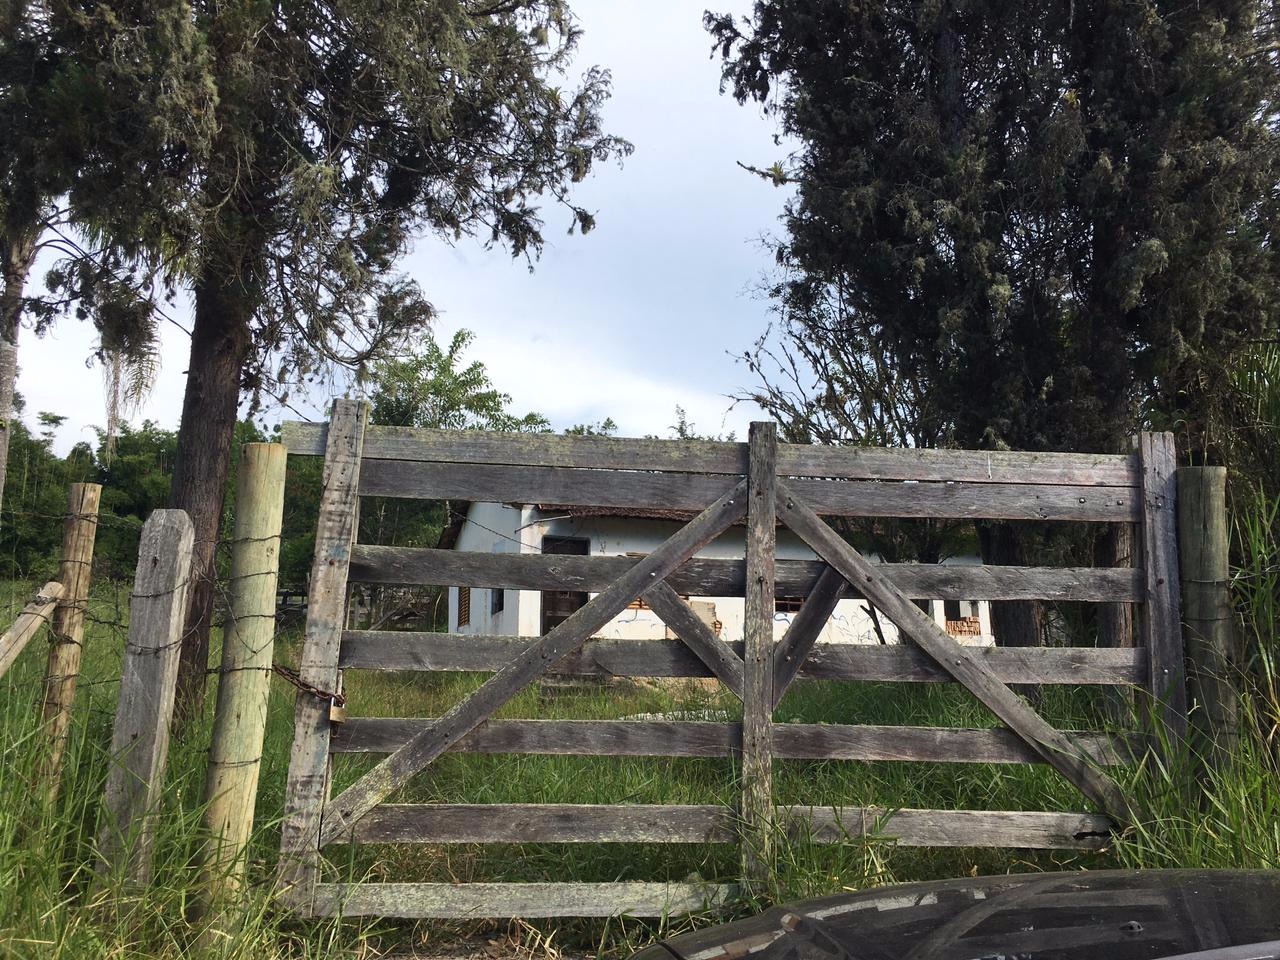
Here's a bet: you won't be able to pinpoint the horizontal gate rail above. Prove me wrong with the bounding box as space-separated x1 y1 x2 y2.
357 459 1139 522
283 422 1139 487
330 717 1137 765
337 631 1147 685
349 545 1145 602
311 880 736 919
343 804 1113 850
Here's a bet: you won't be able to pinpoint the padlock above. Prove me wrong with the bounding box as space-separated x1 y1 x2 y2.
329 699 347 724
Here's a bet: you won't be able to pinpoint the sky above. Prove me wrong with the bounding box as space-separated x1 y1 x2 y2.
17 0 794 454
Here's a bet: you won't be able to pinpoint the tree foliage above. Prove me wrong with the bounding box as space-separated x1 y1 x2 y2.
370 329 550 433
148 0 628 711
710 0 1280 457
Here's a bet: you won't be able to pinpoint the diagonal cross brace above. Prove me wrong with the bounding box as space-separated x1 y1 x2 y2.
318 480 749 847
771 565 850 709
644 581 744 699
774 481 1137 825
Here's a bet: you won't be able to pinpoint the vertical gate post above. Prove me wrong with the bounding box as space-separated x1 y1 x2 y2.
98 510 195 885
40 481 102 794
742 421 777 891
1176 466 1237 762
1135 432 1188 738
200 443 287 915
278 399 368 911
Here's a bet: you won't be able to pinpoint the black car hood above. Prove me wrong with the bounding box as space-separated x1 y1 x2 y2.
634 870 1280 960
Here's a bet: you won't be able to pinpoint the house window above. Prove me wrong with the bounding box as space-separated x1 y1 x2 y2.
541 536 590 633
775 597 805 613
491 588 505 616
457 586 470 628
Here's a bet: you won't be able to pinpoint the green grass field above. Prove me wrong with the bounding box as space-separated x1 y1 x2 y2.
1 577 1277 959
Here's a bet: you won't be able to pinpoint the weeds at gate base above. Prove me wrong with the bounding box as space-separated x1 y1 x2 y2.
3 552 1280 958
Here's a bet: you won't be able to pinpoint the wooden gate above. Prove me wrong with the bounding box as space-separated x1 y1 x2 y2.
276 401 1184 919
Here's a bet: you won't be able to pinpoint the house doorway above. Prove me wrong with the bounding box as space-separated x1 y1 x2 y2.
540 536 590 633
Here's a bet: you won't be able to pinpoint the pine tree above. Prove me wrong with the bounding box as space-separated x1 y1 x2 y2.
711 0 1280 643
0 1 213 521
159 1 628 712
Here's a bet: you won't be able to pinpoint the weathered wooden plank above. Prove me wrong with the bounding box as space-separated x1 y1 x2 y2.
772 566 849 709
309 881 735 919
741 422 777 887
1138 432 1188 738
771 724 1132 765
643 581 744 698
782 807 1114 849
339 804 1113 850
349 546 1145 603
785 476 1138 522
277 400 368 906
0 581 63 680
331 718 738 756
782 448 1138 487
331 718 1135 766
775 481 1137 823
319 482 750 848
338 632 1148 685
282 421 1138 487
347 804 732 844
357 459 1138 522
97 510 194 886
794 643 1147 686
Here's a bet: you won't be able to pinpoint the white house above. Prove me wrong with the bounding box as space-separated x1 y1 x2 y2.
443 502 995 646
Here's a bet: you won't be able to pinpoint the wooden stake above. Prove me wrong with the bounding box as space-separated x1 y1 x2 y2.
201 444 287 913
741 421 777 890
1177 466 1237 762
40 482 101 794
97 510 195 885
0 581 64 680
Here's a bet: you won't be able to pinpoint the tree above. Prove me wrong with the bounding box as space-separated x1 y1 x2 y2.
740 310 970 566
164 2 628 712
370 329 550 434
0 398 92 579
564 417 618 436
710 1 1280 643
341 329 548 627
0 1 214 522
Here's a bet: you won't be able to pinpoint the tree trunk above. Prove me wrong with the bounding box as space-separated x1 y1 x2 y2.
0 222 40 522
170 273 253 720
977 523 1044 647
1096 522 1135 649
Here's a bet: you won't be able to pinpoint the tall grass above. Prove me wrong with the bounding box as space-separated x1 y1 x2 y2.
0 584 379 960
4 462 1280 960
1110 457 1280 872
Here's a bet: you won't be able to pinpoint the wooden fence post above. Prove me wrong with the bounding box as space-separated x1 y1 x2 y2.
97 510 195 885
200 443 287 912
1135 432 1188 738
1177 466 1237 761
40 482 102 794
741 421 777 892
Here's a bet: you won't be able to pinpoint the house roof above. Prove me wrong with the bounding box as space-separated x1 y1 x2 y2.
534 504 705 523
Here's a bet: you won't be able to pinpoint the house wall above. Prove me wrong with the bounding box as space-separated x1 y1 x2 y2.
449 504 994 646
449 501 521 636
